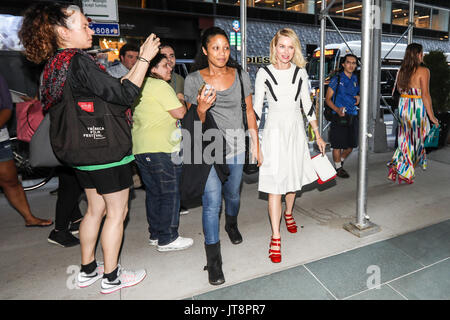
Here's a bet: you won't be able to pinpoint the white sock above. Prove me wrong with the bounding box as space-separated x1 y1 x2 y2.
335 162 342 169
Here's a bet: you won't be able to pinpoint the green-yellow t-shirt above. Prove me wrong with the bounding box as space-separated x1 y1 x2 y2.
132 77 182 155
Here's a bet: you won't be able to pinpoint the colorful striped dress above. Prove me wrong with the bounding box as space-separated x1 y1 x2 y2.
390 88 430 183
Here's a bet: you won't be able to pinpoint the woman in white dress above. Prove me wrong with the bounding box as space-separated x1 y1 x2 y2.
253 28 326 263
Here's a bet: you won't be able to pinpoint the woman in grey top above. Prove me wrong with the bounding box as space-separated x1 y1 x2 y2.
184 27 261 286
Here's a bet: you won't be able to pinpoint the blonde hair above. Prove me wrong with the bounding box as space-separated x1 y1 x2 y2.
269 28 306 68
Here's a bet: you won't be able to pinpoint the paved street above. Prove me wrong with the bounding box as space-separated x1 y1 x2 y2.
1 147 449 300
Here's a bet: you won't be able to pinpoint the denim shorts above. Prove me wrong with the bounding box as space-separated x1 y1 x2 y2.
0 140 13 162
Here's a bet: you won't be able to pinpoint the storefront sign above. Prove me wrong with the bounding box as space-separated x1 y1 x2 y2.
247 56 270 65
236 32 241 51
232 20 240 32
89 23 120 36
82 0 118 22
230 32 236 45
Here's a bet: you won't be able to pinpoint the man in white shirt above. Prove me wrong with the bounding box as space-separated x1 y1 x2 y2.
107 43 139 78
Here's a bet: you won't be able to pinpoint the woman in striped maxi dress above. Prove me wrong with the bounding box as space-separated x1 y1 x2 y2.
388 43 439 184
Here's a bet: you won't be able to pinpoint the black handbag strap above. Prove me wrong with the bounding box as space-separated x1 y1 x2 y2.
237 68 260 131
333 74 341 104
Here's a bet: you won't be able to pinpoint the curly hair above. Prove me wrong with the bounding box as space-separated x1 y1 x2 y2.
19 2 80 64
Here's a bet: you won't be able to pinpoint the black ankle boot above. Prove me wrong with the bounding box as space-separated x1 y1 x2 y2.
204 242 225 286
225 214 243 245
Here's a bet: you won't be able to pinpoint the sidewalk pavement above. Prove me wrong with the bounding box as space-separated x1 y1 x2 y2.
1 148 449 300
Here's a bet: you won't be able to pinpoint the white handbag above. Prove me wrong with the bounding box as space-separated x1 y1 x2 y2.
311 153 337 184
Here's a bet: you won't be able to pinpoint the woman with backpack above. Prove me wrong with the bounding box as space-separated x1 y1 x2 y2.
19 2 159 294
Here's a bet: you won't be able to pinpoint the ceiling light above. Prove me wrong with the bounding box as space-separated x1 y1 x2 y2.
336 5 363 14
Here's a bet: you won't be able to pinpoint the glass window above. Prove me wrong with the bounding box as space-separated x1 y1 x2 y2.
215 0 285 9
414 6 431 30
391 1 449 32
381 0 392 24
254 0 285 10
431 8 449 32
391 2 409 27
339 1 363 20
286 0 316 14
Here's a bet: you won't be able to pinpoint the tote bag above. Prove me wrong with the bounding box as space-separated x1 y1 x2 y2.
424 125 440 148
15 100 44 142
29 113 62 167
311 153 337 184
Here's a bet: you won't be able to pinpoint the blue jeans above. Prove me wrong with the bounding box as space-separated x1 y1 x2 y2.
202 153 244 245
135 152 182 246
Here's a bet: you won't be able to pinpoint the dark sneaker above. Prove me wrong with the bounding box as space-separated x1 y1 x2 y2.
179 206 189 215
69 219 82 235
336 167 350 178
48 230 80 248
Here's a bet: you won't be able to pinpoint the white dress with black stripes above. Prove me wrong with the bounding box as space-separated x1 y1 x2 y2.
253 63 318 194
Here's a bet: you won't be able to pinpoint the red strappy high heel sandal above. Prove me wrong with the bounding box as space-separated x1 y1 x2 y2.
387 166 397 182
269 237 281 263
284 212 298 233
398 175 413 184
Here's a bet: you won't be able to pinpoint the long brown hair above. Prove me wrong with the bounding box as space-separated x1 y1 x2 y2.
397 43 423 92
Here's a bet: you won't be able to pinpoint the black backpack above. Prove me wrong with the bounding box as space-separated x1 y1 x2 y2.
48 77 132 166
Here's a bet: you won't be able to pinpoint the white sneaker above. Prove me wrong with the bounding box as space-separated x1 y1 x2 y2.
100 266 146 294
77 262 104 288
149 239 158 246
157 236 193 252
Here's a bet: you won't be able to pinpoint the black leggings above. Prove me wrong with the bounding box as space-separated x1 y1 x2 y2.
55 166 84 231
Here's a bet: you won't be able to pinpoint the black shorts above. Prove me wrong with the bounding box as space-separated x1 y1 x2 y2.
330 115 359 149
75 163 133 195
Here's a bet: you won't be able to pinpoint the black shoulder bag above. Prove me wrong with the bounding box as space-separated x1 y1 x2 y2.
237 68 259 175
48 77 132 166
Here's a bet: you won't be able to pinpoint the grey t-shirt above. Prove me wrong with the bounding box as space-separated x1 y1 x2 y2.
184 69 253 158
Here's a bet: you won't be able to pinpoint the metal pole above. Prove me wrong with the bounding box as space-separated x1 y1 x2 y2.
318 0 326 136
370 0 387 152
356 0 372 227
240 0 247 71
371 0 382 121
383 25 411 60
326 16 356 56
408 0 415 44
344 0 381 237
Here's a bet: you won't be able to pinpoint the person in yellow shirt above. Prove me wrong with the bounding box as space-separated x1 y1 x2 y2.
132 53 193 252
